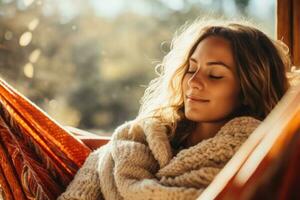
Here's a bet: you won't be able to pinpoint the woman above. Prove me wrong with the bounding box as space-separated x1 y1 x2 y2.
58 19 291 200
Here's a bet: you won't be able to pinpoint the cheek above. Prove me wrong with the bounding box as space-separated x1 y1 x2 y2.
213 82 241 107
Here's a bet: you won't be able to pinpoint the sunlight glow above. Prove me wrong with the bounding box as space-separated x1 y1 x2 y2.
29 49 41 63
28 18 40 31
23 0 35 7
24 63 34 78
19 32 32 46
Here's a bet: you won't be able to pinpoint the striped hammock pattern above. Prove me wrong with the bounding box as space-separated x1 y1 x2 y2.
0 79 92 200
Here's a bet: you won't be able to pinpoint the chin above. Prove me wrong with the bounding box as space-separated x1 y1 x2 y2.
185 111 231 123
185 112 209 122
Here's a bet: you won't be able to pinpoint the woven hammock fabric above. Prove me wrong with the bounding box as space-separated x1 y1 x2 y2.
0 78 92 200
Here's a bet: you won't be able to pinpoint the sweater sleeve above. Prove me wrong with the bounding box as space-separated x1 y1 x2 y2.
57 146 107 200
111 140 202 200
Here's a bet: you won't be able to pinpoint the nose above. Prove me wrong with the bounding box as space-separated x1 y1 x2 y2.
187 71 205 90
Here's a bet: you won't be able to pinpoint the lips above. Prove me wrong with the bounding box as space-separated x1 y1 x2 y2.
186 95 210 102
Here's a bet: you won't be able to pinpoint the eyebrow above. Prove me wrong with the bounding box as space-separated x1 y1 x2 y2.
189 58 231 69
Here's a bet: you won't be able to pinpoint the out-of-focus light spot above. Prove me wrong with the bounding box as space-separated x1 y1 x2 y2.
29 49 41 63
19 32 32 46
72 25 77 30
4 31 13 40
49 99 58 108
28 18 39 31
23 0 35 7
36 0 42 5
24 63 34 78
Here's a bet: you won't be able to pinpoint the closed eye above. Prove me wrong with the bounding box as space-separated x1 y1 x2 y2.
209 75 223 79
186 66 197 74
186 70 196 74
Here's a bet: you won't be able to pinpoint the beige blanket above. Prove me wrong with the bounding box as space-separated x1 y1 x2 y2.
58 116 260 200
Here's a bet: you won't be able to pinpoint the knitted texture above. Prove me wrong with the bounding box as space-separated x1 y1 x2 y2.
58 116 260 200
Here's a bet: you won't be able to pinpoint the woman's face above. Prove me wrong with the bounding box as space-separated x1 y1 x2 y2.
182 36 241 123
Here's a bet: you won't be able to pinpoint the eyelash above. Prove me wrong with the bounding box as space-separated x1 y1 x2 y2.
186 70 196 74
209 75 223 79
186 70 223 79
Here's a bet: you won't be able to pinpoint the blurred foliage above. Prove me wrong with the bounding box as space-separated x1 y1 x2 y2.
0 0 274 133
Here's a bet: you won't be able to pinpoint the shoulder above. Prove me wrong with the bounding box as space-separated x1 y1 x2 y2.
110 117 169 143
111 120 135 141
110 118 159 142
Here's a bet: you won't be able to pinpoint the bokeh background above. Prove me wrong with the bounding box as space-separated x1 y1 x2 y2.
0 0 275 134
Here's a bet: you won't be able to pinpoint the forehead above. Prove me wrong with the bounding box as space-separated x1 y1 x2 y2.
190 36 236 69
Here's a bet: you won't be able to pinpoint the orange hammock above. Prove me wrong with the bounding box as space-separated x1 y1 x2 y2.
0 78 299 200
0 79 108 200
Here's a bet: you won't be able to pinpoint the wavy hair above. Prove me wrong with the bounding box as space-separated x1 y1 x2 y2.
137 19 292 140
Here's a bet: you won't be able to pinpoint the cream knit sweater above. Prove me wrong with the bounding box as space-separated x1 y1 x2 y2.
58 116 260 200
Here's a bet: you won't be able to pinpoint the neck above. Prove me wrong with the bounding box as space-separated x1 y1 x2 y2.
185 120 228 147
